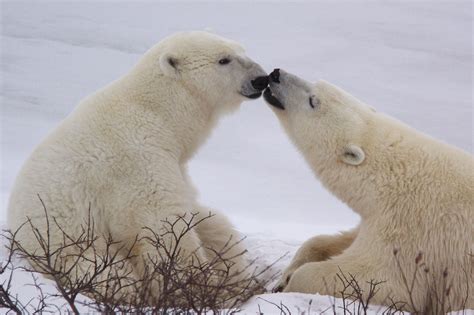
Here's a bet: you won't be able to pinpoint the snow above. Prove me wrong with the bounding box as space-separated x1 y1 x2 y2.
1 1 472 313
242 292 389 314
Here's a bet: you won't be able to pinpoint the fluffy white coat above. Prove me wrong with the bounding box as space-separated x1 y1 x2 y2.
265 70 473 312
7 31 267 298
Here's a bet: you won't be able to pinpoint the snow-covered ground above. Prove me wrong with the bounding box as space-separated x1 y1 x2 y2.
1 1 472 313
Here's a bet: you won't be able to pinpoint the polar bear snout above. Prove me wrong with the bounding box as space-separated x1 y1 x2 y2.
269 68 280 83
251 76 269 91
264 69 317 113
240 65 268 99
263 87 285 110
263 68 287 110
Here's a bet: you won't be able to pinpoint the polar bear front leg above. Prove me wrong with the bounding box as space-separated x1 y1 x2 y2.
109 196 208 301
274 227 359 292
192 206 261 304
123 209 208 303
133 209 208 268
193 206 249 278
283 256 390 306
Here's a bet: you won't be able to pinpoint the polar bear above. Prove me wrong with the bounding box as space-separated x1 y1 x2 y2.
7 32 268 300
264 69 473 312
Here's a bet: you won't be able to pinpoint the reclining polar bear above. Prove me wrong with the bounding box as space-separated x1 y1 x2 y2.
264 69 473 312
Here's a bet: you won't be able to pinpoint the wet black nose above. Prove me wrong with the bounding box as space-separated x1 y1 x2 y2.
251 76 269 91
270 68 280 83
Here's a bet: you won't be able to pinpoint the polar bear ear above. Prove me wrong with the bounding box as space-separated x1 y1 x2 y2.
341 144 365 166
159 53 180 78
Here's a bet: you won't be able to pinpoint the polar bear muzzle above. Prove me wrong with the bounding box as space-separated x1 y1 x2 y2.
240 75 269 99
264 69 285 109
251 76 269 91
263 87 285 110
264 68 315 111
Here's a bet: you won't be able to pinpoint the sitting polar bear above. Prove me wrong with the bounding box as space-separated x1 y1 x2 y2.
7 32 268 299
264 69 473 312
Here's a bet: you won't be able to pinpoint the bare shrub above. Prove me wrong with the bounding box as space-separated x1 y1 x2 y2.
1 201 279 314
325 250 472 315
392 249 472 315
334 269 385 314
1 228 25 314
1 200 471 314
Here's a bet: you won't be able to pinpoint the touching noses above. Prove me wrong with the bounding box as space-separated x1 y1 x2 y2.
251 76 269 91
269 68 280 83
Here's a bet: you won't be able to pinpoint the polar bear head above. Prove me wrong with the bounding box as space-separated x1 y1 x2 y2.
264 69 375 168
138 31 268 115
263 69 383 213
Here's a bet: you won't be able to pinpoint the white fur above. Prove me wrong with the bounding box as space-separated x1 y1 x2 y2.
7 31 267 299
267 70 473 312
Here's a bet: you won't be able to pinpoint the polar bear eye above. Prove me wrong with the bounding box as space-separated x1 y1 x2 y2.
218 58 231 65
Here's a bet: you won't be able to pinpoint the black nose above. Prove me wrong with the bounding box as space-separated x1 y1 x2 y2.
251 76 269 91
270 68 280 83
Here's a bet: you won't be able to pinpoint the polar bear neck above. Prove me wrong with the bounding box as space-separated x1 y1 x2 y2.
304 114 473 223
83 72 220 164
